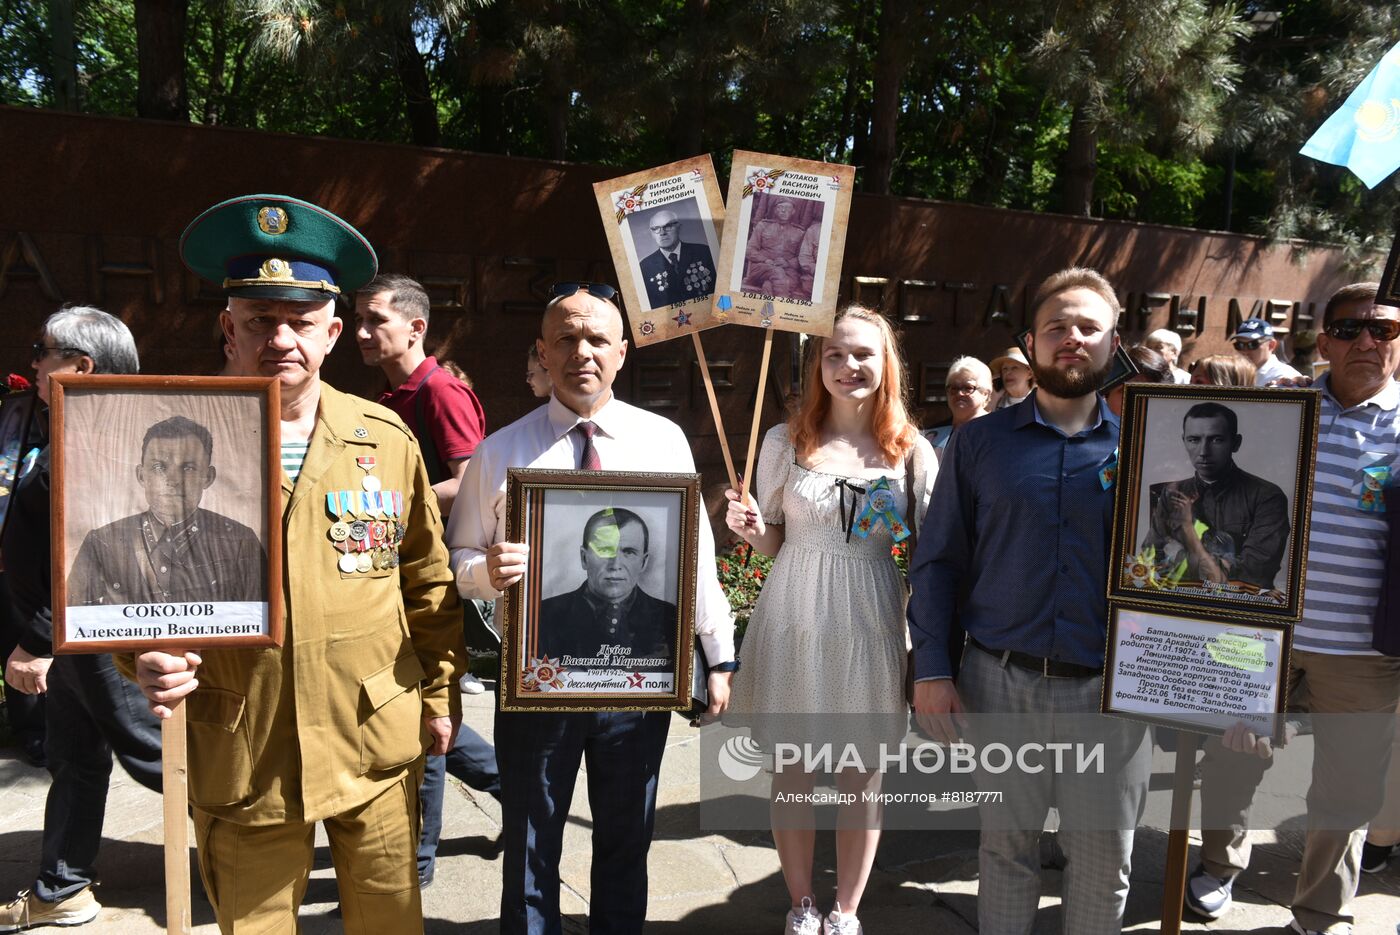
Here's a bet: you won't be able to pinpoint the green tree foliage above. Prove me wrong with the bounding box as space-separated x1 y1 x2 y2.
3 0 1398 247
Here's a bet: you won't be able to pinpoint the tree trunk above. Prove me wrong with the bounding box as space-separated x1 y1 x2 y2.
866 0 912 194
1061 102 1097 216
669 0 709 158
49 0 78 110
837 0 873 163
391 18 441 147
135 0 188 121
544 82 568 160
202 2 229 124
1222 147 1236 231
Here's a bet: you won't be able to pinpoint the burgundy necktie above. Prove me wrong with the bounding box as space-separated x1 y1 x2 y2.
576 421 601 470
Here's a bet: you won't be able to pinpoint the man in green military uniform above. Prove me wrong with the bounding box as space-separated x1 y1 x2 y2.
69 415 265 606
127 195 463 934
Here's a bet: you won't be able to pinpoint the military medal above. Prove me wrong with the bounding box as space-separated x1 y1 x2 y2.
355 552 373 573
349 520 369 542
356 455 382 492
329 521 350 542
337 541 357 573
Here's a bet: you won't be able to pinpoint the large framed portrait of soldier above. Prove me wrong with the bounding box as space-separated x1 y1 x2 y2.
1108 384 1320 620
500 468 701 711
592 155 727 347
50 375 283 653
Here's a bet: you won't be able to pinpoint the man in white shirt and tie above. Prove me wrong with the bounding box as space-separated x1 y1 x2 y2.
445 281 735 935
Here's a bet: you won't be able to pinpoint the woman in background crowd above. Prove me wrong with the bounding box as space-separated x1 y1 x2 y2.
724 305 937 935
1105 344 1175 417
990 346 1034 408
1190 354 1257 387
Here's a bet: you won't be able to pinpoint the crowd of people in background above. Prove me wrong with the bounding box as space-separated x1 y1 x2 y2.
1 239 1399 935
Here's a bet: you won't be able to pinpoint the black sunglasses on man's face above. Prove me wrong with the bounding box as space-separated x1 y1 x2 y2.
1324 318 1400 343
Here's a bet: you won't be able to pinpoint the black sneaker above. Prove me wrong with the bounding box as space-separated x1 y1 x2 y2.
1360 841 1393 874
21 738 46 769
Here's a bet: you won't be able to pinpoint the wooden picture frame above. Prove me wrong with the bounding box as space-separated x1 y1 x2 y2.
1108 383 1320 620
1102 600 1291 742
500 467 701 712
50 374 283 653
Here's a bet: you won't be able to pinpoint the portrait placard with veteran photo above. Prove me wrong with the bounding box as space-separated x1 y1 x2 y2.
712 150 855 337
592 154 726 346
50 375 283 652
1109 383 1319 620
500 468 701 711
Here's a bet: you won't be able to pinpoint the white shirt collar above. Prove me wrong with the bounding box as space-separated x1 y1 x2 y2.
546 392 623 441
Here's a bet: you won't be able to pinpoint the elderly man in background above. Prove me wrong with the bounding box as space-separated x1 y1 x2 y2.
1 307 160 933
1188 282 1400 935
1144 328 1192 384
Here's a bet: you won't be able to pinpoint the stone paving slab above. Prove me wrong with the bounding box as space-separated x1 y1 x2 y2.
2 687 1398 933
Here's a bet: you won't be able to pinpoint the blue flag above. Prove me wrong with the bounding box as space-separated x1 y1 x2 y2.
1300 40 1400 188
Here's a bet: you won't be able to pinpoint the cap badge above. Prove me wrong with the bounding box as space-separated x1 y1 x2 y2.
257 206 290 235
260 258 294 280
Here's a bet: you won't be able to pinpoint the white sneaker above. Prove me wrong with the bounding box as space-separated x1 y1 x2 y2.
784 897 821 935
823 902 862 935
460 673 486 695
1183 865 1234 920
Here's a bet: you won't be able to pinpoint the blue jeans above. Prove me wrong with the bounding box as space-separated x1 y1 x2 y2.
495 709 670 935
35 653 162 902
416 723 502 878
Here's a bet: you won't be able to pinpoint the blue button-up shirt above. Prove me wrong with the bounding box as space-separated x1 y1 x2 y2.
908 392 1120 679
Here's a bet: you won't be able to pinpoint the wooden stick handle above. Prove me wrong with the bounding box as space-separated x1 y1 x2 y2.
1159 730 1202 935
691 332 739 491
739 330 775 503
162 702 192 935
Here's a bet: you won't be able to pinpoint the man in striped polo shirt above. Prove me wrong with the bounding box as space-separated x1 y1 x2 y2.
1187 281 1400 935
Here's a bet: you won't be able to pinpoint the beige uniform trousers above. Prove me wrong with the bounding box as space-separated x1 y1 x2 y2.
193 769 423 934
1367 696 1400 848
1199 650 1400 932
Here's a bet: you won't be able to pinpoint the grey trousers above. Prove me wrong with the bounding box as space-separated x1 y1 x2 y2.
959 644 1151 935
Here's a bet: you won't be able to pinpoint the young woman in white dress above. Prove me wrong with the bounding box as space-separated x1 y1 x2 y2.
724 305 936 935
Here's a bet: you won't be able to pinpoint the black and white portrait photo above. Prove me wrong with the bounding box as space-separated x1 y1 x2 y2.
625 198 718 311
1112 385 1319 619
52 377 283 652
535 490 682 668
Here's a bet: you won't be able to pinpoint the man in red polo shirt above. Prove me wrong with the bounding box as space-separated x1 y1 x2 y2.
355 273 498 889
355 274 486 518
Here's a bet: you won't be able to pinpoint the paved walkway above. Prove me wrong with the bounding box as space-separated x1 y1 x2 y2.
2 687 1398 933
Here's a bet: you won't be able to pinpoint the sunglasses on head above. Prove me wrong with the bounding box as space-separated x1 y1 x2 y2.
550 282 618 302
1324 318 1400 342
1232 338 1264 351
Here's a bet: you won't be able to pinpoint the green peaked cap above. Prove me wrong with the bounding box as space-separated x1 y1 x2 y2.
179 194 378 302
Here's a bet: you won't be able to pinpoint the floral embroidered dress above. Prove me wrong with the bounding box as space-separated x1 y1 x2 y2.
728 424 937 755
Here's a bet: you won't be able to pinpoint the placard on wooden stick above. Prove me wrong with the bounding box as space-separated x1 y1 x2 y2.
50 374 283 935
593 155 727 346
712 150 855 337
592 157 738 488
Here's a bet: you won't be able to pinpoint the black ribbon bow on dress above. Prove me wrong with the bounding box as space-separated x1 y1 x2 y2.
834 478 868 544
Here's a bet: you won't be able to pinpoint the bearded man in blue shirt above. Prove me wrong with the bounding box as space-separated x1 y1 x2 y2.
908 267 1152 935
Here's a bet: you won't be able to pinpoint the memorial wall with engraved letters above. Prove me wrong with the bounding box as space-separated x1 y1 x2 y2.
1 106 1367 497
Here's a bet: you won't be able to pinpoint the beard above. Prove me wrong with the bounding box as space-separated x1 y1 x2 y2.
1030 355 1114 399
